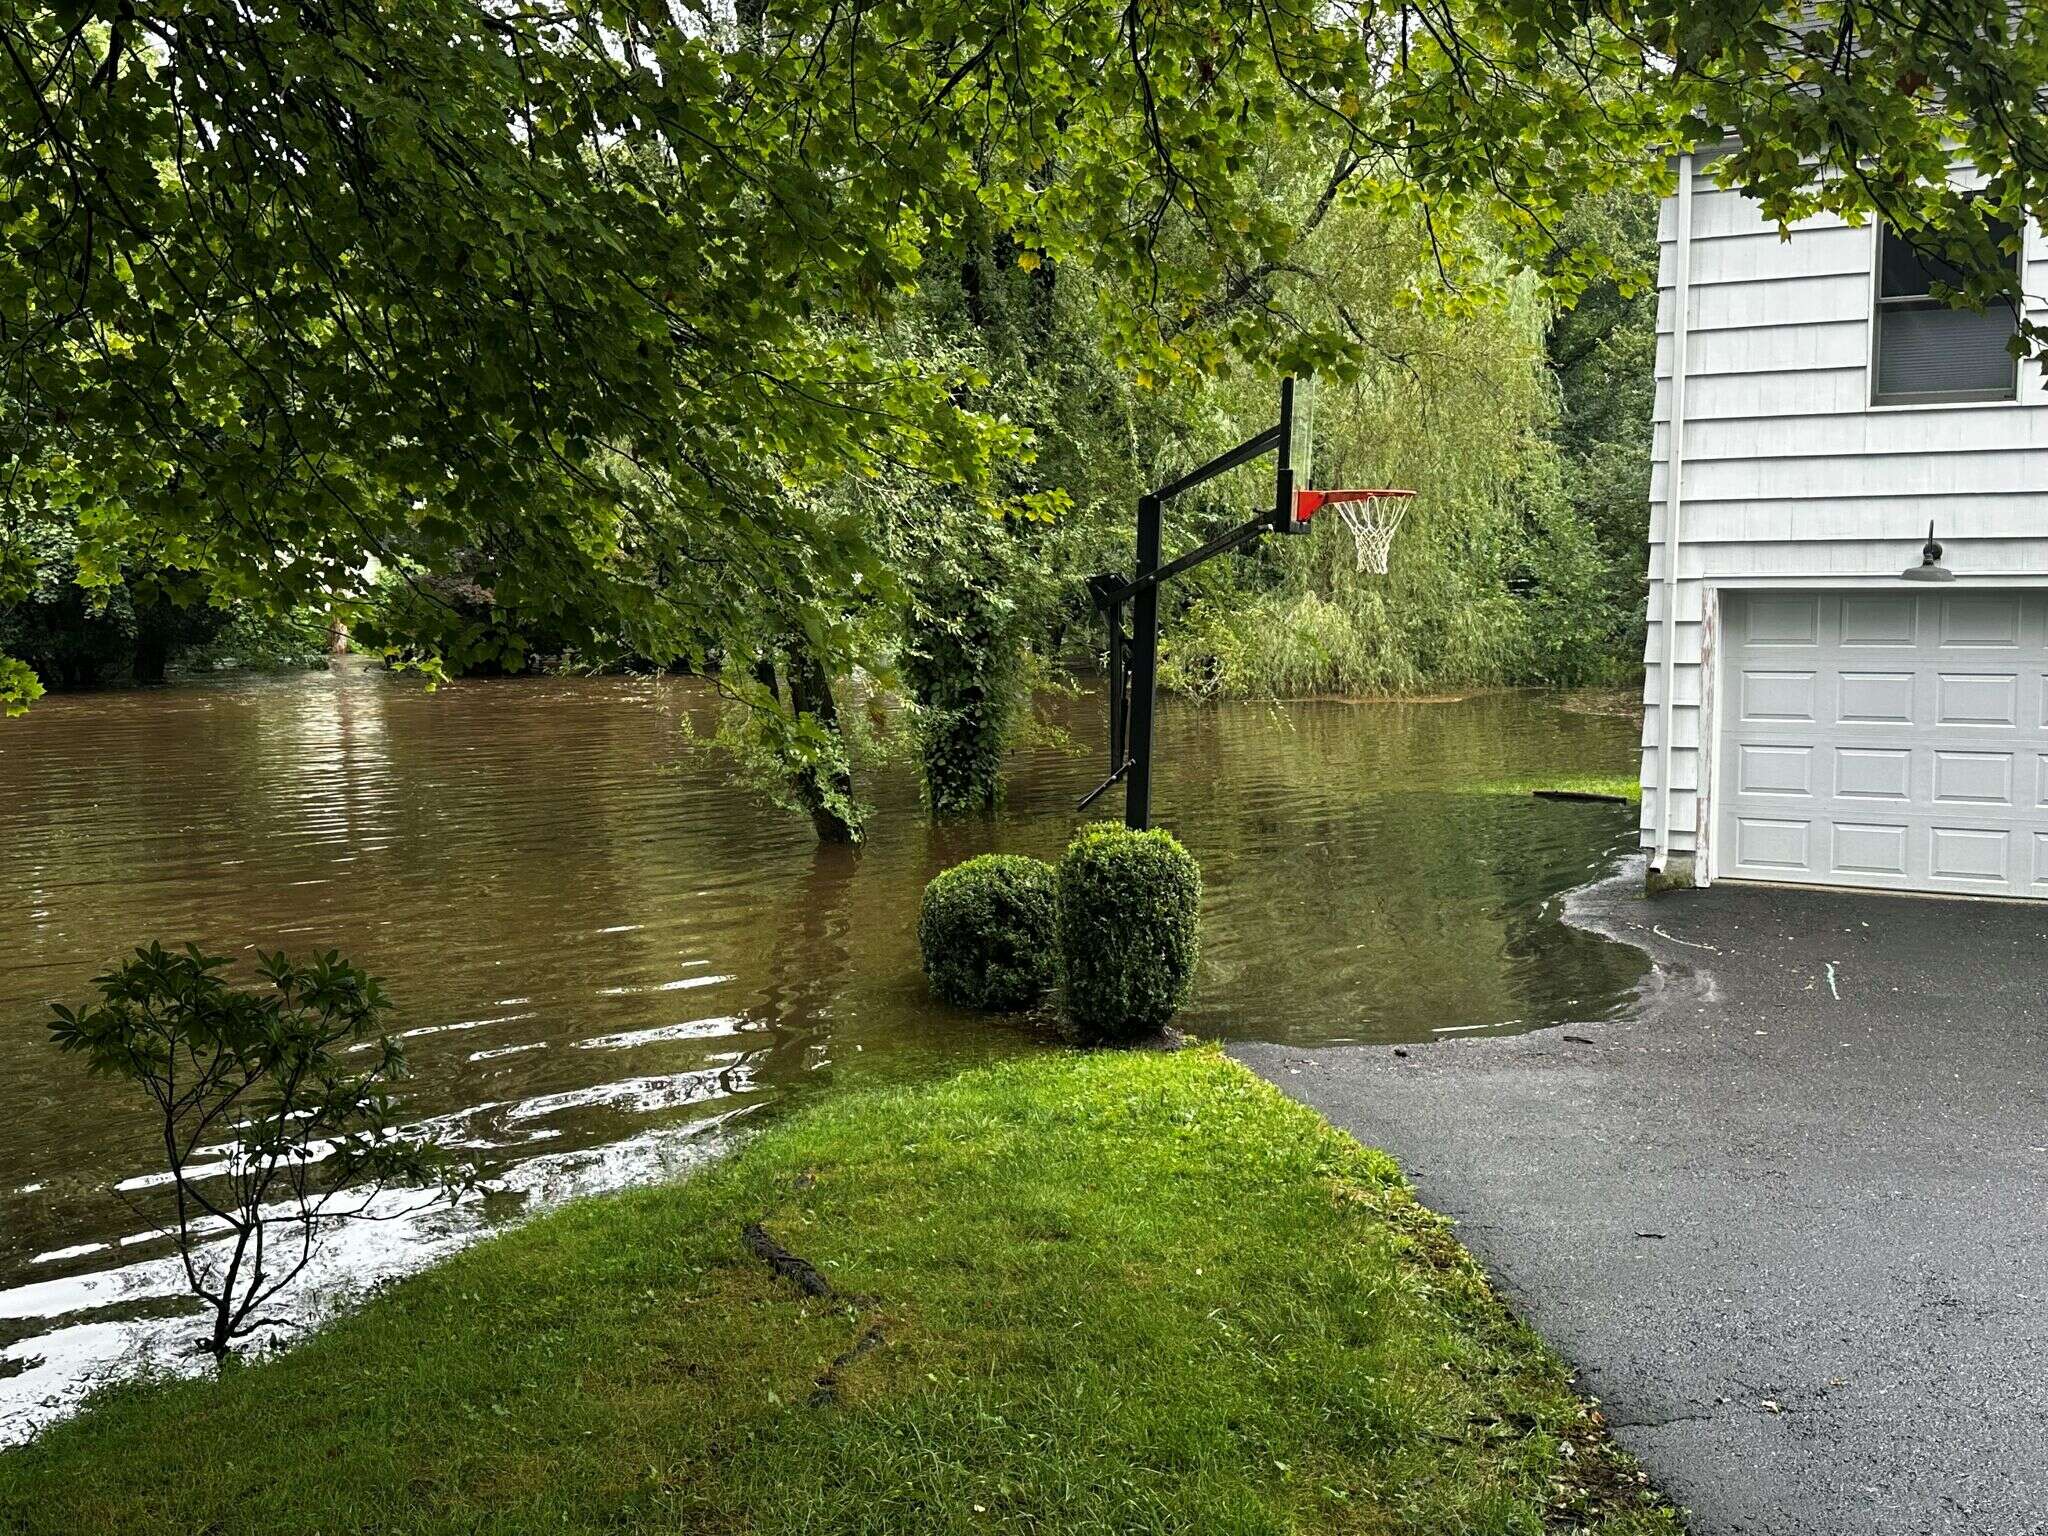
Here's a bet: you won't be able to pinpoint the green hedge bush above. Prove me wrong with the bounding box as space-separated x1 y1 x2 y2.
917 854 1060 1011
1057 822 1202 1042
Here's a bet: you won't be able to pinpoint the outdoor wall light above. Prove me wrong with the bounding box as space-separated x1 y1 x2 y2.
1900 521 1956 582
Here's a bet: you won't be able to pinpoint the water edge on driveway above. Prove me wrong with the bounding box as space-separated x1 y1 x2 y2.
1236 861 2048 1536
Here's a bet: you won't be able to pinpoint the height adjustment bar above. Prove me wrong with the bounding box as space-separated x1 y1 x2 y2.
1074 758 1132 812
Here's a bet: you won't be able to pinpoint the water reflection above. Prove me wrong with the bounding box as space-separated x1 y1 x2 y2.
0 669 1643 1438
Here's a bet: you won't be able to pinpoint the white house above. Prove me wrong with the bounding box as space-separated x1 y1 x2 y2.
1641 150 2048 899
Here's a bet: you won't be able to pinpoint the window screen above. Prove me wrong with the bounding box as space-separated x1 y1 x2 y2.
1873 221 2021 404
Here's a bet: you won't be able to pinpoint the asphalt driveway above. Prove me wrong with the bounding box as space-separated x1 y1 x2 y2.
1233 863 2048 1535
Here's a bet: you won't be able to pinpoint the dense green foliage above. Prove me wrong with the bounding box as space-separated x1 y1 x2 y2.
1545 194 1662 669
1149 251 1627 699
175 604 334 676
878 273 1065 816
0 519 222 688
1057 822 1202 1041
917 854 1060 1011
0 1049 1678 1534
1118 183 1662 700
7 0 2043 836
760 184 1659 834
47 944 442 1357
0 517 335 688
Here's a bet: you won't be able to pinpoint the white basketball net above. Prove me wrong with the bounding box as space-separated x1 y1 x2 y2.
1333 493 1410 575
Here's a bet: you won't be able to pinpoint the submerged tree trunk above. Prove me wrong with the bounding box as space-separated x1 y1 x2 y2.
752 655 782 704
131 627 172 685
726 0 859 841
903 575 1012 817
781 640 860 845
894 232 1052 817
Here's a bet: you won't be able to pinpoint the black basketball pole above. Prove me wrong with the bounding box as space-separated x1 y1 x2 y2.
1076 379 1304 830
1125 494 1164 829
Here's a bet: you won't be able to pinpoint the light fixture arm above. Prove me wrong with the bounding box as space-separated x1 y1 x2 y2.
1900 520 1955 583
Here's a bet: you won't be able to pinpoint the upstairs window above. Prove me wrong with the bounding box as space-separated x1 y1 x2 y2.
1873 220 2022 405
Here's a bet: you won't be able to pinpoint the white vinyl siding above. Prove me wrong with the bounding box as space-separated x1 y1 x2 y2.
1641 175 2048 869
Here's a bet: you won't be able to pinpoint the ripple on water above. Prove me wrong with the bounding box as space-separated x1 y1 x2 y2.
0 672 1645 1441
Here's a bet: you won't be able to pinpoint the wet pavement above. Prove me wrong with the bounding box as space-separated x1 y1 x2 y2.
1236 864 2048 1535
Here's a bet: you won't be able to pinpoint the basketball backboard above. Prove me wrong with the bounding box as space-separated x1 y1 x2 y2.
1274 375 1317 534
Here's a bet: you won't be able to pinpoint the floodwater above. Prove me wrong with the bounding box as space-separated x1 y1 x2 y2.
0 668 1645 1439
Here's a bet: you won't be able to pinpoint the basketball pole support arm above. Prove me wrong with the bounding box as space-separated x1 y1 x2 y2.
1077 379 1307 830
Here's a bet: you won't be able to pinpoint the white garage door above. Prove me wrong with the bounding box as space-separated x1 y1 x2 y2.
1716 588 2048 897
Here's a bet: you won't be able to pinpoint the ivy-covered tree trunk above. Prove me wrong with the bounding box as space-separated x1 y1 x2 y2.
894 236 1052 818
902 550 1018 817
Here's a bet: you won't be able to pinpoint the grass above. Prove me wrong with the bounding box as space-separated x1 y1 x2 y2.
1464 774 1642 804
0 1049 1677 1535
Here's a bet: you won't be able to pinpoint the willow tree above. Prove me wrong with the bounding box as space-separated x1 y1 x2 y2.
4 0 2043 804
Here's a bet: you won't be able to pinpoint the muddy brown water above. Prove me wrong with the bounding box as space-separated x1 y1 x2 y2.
0 667 1644 1438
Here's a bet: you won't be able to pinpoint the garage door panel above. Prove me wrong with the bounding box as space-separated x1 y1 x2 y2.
1936 672 2018 726
1840 593 1917 646
1831 822 1910 877
1744 593 1821 645
1718 590 2048 898
1939 592 2023 647
1742 670 1818 722
1929 826 2011 884
1736 744 1814 796
1836 747 1912 800
1734 817 1811 870
1932 750 2015 807
1837 671 1916 724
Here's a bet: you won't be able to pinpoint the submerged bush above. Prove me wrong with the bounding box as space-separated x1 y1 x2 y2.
46 943 450 1358
918 854 1060 1011
1057 823 1202 1042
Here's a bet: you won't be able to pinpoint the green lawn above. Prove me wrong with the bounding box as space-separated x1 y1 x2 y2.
0 1049 1676 1535
1465 774 1642 804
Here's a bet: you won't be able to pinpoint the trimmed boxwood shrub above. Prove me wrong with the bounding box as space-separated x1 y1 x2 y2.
1057 822 1202 1042
918 854 1060 1011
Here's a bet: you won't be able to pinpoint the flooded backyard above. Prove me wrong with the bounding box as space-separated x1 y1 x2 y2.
0 668 1645 1439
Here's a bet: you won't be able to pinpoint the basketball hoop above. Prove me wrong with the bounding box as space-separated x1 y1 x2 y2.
1294 488 1414 574
1082 374 1419 829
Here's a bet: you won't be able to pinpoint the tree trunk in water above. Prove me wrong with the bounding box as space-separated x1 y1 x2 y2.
782 642 859 845
904 572 1008 817
752 655 782 706
913 685 1004 815
132 626 171 685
